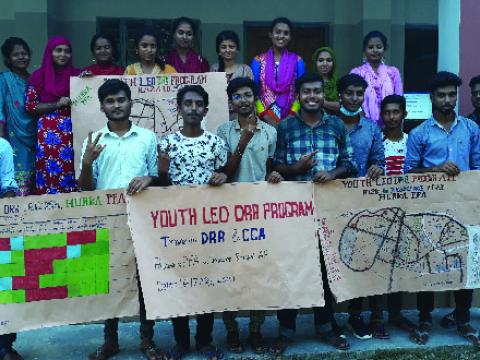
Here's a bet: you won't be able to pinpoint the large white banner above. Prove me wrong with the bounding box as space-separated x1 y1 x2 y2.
126 182 325 319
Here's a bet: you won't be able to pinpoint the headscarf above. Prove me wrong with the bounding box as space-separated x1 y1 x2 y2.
28 36 81 102
312 46 337 102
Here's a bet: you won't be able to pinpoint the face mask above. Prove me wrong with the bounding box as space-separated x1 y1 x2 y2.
339 105 363 117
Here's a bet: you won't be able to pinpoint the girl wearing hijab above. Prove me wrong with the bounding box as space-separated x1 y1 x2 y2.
312 46 340 114
25 36 80 194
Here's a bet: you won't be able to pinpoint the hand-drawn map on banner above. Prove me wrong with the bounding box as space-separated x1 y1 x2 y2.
0 190 138 334
71 73 229 174
126 182 324 319
315 171 480 303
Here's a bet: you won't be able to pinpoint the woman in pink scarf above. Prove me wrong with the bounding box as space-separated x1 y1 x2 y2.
350 30 403 126
251 17 305 126
166 17 209 73
25 36 81 194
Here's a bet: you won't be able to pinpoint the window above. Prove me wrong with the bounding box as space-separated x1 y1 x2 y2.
404 25 438 92
96 17 202 66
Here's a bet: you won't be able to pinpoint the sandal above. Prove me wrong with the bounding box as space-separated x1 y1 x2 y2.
269 335 290 356
410 321 431 345
389 316 417 334
165 345 189 360
198 344 223 360
140 341 165 360
88 342 120 360
457 323 480 348
440 311 457 329
370 321 390 340
226 331 244 353
248 332 267 354
317 329 350 351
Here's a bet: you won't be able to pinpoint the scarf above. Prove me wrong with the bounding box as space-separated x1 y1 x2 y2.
28 36 80 102
83 63 125 76
166 49 208 73
263 48 297 119
360 62 394 122
312 46 338 101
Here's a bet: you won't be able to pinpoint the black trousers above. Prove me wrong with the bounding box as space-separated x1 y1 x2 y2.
0 333 16 351
171 313 214 350
277 247 336 337
416 289 472 324
348 295 383 322
104 278 155 343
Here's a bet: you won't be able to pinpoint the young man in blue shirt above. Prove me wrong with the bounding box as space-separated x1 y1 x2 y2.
0 138 21 360
468 75 480 125
405 71 480 347
335 74 387 340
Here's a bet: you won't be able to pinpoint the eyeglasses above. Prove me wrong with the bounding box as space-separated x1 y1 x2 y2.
231 92 254 102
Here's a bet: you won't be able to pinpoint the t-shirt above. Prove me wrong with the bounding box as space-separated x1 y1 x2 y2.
159 131 228 185
383 133 408 176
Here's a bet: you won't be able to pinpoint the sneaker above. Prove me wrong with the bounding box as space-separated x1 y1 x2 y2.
347 315 372 339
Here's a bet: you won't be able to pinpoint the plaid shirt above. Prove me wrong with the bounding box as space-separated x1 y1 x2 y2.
274 113 356 181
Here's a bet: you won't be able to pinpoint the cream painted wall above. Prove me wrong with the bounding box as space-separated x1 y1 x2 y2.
0 0 439 76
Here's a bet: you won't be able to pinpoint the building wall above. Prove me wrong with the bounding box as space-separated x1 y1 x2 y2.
459 0 480 115
0 0 438 78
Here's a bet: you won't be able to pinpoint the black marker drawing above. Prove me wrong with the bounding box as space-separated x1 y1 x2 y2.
339 207 467 291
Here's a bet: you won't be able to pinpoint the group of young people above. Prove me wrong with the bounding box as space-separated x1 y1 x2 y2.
1 15 480 360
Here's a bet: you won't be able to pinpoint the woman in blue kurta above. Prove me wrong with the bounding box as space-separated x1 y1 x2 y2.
0 37 36 196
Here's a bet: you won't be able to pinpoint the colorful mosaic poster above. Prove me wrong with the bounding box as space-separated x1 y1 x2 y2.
0 190 138 334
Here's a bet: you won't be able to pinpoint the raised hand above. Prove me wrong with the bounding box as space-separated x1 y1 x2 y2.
82 131 105 167
293 150 319 174
157 144 171 175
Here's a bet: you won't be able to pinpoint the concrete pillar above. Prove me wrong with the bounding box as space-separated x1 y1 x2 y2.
437 0 460 73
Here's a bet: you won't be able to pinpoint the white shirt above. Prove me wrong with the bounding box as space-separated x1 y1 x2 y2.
80 123 158 190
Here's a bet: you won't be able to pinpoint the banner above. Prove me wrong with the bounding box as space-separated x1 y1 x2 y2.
315 171 480 302
126 182 324 319
0 190 138 334
71 73 229 175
